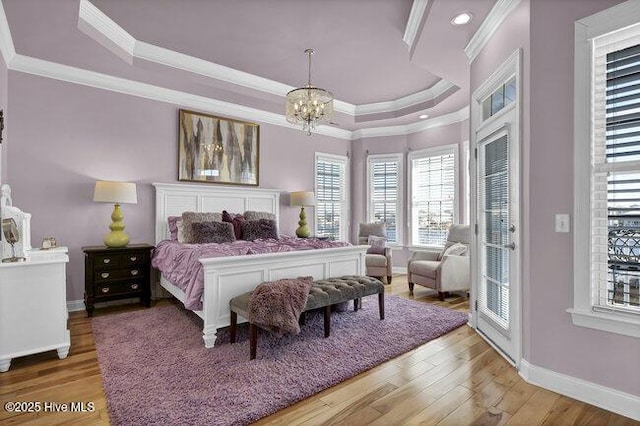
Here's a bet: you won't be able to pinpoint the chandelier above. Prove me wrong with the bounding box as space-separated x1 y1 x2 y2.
285 49 334 136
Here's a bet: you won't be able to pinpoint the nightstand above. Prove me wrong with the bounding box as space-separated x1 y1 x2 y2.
82 244 154 317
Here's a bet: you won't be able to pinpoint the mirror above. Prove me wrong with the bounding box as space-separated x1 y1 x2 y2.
2 218 25 262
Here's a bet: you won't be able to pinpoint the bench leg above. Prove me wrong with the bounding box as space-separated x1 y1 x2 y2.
354 298 360 311
324 305 331 338
378 293 385 320
299 312 307 326
249 323 257 360
230 311 237 344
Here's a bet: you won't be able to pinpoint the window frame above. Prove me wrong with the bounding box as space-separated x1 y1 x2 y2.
366 153 404 246
407 143 459 249
571 2 640 339
314 152 350 242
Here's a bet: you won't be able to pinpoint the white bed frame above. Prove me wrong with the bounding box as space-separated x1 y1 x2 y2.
153 183 367 348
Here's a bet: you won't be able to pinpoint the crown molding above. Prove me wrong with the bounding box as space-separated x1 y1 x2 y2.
8 54 353 140
78 0 453 119
403 0 430 56
0 0 15 64
355 79 456 115
351 106 469 139
464 0 522 63
78 0 135 61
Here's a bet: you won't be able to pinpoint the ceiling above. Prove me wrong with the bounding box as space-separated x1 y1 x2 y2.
3 0 496 132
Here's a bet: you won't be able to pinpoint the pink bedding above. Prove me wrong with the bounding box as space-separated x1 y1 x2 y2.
151 236 350 310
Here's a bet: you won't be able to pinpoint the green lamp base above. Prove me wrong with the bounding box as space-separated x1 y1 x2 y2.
104 204 130 248
295 206 310 238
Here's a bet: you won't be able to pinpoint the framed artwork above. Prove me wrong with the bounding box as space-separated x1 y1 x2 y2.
178 109 259 186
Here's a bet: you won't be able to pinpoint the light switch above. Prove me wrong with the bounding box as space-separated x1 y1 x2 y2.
555 214 570 233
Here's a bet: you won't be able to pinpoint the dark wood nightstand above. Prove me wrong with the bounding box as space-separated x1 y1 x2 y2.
82 244 154 317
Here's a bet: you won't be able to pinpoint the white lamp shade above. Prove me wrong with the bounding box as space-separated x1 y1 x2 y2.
93 181 137 204
290 191 316 207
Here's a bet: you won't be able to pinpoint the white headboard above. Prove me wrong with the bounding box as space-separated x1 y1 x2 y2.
152 183 281 244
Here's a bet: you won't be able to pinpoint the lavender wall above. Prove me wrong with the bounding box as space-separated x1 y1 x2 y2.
471 0 639 397
528 0 639 397
5 72 349 302
351 120 469 268
0 52 7 184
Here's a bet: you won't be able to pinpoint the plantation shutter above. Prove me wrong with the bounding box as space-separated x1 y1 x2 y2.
315 155 347 241
592 28 640 313
369 156 401 243
410 148 457 247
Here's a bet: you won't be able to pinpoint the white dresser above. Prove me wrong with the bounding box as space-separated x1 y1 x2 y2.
0 247 70 372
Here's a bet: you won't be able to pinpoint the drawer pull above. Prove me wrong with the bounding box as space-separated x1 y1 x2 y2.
130 269 139 276
130 256 137 261
101 287 110 293
130 283 139 290
101 272 110 279
103 258 111 264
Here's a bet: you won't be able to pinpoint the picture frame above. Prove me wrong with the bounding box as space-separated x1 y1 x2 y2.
178 109 260 186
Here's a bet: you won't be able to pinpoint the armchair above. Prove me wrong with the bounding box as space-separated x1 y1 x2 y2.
358 222 393 284
407 225 470 300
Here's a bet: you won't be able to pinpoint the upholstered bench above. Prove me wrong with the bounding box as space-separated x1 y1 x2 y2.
229 276 385 359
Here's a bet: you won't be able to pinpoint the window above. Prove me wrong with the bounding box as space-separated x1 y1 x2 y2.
315 153 349 241
482 76 516 121
409 145 459 247
572 7 640 338
367 154 403 244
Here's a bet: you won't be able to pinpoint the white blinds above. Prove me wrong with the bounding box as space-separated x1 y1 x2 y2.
368 156 401 243
592 25 640 312
410 148 456 247
315 155 347 241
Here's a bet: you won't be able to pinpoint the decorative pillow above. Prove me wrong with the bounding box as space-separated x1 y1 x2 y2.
358 222 387 245
167 216 181 240
190 221 235 244
222 210 245 239
242 219 278 241
440 242 467 259
181 212 223 243
243 210 276 221
366 235 387 255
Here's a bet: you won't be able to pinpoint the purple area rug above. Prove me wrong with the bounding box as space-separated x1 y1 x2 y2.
92 295 468 425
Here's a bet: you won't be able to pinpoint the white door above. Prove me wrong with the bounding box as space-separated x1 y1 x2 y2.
475 109 520 364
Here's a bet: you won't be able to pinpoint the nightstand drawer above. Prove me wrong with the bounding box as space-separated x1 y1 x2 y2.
95 267 144 282
96 280 145 297
94 254 122 269
122 251 148 266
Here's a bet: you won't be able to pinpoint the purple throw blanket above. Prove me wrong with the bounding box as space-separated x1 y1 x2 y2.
151 236 349 310
248 277 314 336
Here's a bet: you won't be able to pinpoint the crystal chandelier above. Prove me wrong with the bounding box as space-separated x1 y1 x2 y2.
285 49 334 136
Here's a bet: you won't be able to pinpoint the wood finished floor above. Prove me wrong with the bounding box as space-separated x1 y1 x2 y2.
0 275 637 425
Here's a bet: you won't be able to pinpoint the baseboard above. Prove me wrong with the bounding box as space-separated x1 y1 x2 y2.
392 267 408 274
67 299 85 312
519 359 640 421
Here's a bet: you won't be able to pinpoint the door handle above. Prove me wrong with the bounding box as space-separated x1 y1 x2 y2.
503 242 516 250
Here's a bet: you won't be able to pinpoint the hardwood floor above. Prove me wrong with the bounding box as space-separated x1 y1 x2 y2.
0 275 636 425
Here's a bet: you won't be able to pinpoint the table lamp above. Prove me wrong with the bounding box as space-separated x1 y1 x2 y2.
94 180 137 247
290 191 316 238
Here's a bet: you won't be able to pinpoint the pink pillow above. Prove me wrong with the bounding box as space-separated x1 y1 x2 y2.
222 210 245 239
167 216 181 240
367 235 387 255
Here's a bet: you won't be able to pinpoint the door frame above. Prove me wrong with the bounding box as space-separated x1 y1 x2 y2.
470 48 523 368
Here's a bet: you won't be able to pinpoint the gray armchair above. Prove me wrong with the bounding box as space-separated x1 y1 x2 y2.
358 223 393 284
407 225 470 300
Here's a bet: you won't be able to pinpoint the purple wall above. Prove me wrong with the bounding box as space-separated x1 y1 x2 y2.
351 120 468 268
471 0 639 397
528 0 639 397
0 52 7 184
5 72 349 302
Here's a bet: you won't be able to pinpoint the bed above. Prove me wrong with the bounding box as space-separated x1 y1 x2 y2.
153 183 368 348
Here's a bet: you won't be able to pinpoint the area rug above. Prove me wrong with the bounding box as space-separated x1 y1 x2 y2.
92 295 468 425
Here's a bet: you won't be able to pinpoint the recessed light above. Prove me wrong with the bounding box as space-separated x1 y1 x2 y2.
451 12 473 26
419 114 429 119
